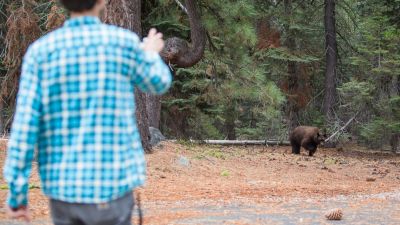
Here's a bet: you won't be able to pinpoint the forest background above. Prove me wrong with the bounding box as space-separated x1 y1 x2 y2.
0 0 399 151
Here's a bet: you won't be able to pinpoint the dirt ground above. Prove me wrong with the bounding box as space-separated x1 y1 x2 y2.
0 139 399 224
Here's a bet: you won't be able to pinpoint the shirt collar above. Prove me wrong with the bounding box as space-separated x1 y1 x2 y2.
64 16 101 27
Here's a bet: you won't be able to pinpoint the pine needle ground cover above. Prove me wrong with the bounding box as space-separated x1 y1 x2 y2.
0 140 399 224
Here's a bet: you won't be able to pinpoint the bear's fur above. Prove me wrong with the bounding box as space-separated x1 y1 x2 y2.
290 126 326 156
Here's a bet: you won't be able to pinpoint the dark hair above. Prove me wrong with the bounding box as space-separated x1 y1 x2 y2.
60 0 98 12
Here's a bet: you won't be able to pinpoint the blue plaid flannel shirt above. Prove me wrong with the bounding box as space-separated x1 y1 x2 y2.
3 16 172 208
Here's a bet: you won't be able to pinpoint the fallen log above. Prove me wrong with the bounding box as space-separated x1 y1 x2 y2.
1 138 292 146
171 139 290 146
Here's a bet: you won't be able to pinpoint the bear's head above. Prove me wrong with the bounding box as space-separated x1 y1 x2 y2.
313 129 327 144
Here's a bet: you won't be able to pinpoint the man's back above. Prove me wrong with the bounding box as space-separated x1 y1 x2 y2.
4 16 172 208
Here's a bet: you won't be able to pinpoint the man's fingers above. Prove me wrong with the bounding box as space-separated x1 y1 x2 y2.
6 206 31 222
147 28 164 39
155 32 163 39
148 28 157 38
142 28 165 53
23 214 31 222
10 210 24 217
13 213 30 222
15 213 31 222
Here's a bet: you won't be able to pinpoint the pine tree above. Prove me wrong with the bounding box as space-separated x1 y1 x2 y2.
341 0 400 148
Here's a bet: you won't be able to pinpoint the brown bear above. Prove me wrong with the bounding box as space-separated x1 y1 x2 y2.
289 126 326 156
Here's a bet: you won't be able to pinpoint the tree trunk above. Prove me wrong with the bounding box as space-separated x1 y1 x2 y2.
0 4 5 134
323 0 337 123
286 61 299 131
146 94 161 128
103 0 152 153
390 133 399 153
284 0 299 131
160 0 206 67
147 0 206 129
390 74 399 153
224 104 236 140
135 91 151 152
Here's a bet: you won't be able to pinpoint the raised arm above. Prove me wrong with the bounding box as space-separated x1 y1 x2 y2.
130 28 172 95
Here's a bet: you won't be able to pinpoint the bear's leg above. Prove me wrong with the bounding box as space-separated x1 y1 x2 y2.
306 144 317 156
292 144 301 154
309 148 317 156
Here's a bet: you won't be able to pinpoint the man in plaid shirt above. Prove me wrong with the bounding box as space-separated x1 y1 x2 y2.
3 0 172 224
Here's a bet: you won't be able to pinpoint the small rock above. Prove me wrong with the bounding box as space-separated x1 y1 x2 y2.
149 127 166 147
366 177 376 182
177 156 190 167
160 175 166 179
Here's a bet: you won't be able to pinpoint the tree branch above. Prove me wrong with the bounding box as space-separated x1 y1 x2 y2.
336 30 358 53
174 0 188 14
325 111 359 143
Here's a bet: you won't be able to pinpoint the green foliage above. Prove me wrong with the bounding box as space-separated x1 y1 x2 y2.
188 110 224 139
359 119 390 148
220 169 230 177
204 149 226 160
340 0 400 148
192 147 230 160
257 48 320 63
148 0 285 140
337 79 374 113
1 0 399 150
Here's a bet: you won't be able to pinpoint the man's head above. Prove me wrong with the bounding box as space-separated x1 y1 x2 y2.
60 0 106 15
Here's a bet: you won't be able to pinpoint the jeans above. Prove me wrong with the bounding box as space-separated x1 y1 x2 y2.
50 192 134 225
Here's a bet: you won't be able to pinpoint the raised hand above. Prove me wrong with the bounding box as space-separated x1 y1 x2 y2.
141 28 165 53
6 205 31 222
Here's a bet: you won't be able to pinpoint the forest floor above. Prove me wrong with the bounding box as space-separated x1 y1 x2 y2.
0 140 400 224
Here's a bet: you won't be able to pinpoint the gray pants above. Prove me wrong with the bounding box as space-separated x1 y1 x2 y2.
50 192 134 225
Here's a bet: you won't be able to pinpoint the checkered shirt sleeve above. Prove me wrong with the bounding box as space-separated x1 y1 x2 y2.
3 16 172 208
3 47 41 208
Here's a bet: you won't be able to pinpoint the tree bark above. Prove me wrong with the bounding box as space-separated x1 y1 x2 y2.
160 0 206 67
323 0 337 123
390 73 399 152
0 1 6 134
103 0 152 153
224 104 236 140
135 91 151 152
147 0 206 129
284 0 299 131
145 94 161 128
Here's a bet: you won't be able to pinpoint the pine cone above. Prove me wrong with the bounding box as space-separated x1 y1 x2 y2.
325 208 343 220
